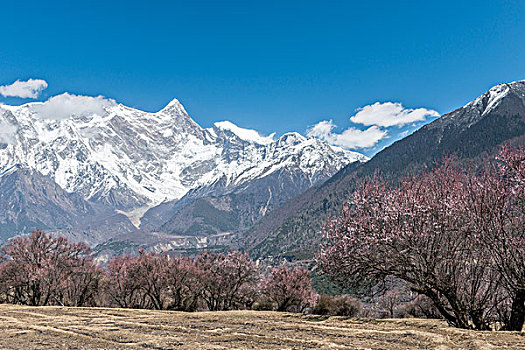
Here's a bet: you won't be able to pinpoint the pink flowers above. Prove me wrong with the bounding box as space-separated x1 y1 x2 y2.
262 265 317 312
319 147 525 331
0 230 101 307
0 232 318 313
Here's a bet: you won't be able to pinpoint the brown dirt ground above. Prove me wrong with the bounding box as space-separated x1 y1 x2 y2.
0 305 524 349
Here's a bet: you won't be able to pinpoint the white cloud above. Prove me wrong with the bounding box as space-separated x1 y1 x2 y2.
307 120 334 139
0 121 17 144
307 101 439 151
0 79 48 99
307 120 387 150
31 93 116 120
350 102 439 127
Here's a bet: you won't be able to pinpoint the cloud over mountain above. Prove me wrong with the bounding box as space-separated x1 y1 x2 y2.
350 102 439 127
308 102 439 153
0 79 48 99
307 120 386 149
30 93 116 120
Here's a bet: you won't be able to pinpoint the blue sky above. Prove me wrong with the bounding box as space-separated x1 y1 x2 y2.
1 0 524 156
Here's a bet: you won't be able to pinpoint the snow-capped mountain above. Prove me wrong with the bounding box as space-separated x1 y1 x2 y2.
0 93 366 243
427 80 525 132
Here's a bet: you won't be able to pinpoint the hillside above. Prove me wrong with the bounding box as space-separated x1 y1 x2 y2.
1 305 524 349
242 80 525 259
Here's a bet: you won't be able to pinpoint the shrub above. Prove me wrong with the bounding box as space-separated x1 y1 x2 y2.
312 294 335 315
313 294 360 317
332 295 361 317
252 298 275 311
400 295 442 319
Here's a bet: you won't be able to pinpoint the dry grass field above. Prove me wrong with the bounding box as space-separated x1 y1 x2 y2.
1 304 525 349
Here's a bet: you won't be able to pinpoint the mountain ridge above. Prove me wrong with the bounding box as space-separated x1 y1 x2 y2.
241 80 525 259
0 95 366 246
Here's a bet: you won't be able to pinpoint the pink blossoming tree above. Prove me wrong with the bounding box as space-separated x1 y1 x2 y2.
319 147 525 331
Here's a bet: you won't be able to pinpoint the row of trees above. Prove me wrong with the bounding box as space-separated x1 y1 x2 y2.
4 147 523 330
319 146 525 331
0 230 317 313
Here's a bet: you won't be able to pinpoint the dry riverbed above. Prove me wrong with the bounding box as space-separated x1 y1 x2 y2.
0 304 524 349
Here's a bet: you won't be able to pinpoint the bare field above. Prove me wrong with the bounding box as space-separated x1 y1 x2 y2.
0 305 524 349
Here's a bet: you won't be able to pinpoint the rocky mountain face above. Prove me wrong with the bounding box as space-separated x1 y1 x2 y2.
139 132 358 231
0 95 366 248
0 165 135 244
242 80 525 259
0 165 91 242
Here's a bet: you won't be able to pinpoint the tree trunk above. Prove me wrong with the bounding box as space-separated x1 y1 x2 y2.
504 289 525 331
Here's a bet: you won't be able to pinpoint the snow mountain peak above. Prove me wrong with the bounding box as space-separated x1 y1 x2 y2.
159 98 189 116
0 95 366 215
466 80 525 117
